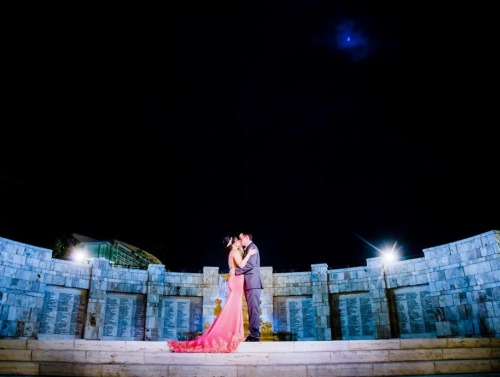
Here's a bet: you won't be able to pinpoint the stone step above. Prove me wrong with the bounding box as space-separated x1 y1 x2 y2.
0 338 499 376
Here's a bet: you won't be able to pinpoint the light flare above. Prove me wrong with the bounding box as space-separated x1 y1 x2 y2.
355 233 399 265
72 247 87 262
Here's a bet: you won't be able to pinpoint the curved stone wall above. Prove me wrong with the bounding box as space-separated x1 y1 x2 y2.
0 230 498 340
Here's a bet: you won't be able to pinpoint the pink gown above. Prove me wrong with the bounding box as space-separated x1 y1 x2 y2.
167 273 244 353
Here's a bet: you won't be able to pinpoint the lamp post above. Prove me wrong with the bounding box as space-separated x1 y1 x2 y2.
381 245 399 338
381 249 395 293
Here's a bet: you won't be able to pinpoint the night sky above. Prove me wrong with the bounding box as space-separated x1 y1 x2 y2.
2 3 498 272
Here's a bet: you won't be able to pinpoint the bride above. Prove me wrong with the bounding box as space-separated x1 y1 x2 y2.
167 236 256 353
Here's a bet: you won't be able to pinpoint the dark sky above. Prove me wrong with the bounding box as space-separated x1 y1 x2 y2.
2 3 498 272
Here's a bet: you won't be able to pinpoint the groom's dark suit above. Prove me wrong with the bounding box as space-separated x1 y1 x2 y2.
235 242 263 340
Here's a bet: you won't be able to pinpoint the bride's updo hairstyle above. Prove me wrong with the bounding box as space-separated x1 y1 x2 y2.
223 236 234 253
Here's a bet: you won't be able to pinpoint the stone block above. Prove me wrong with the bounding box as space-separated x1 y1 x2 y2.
332 350 388 362
238 365 307 377
0 361 39 375
268 351 331 364
74 339 127 351
125 341 170 352
0 339 27 350
400 338 447 349
27 339 75 350
32 349 85 362
294 340 348 352
0 349 31 361
348 339 400 350
143 351 203 364
491 337 500 347
394 346 441 361
443 347 491 359
102 364 170 377
85 350 145 364
373 360 435 375
168 365 236 377
40 361 102 376
447 337 491 348
434 359 491 374
238 341 294 352
205 352 270 365
311 363 373 376
492 358 500 372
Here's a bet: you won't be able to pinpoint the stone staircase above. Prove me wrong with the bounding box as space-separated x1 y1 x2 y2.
0 338 499 377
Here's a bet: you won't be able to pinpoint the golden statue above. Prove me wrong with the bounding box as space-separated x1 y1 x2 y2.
214 298 222 317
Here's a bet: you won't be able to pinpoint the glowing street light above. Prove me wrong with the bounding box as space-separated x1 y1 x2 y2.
72 246 87 262
381 242 398 266
354 233 399 265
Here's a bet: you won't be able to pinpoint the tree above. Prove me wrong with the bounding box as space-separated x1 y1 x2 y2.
52 233 80 260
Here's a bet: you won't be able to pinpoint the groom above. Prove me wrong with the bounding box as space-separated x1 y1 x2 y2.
235 232 263 342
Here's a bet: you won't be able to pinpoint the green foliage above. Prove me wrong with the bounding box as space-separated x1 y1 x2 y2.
52 233 80 260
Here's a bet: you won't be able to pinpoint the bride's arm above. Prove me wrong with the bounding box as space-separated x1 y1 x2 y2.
232 248 257 268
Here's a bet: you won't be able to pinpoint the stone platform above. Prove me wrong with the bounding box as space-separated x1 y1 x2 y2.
0 338 499 376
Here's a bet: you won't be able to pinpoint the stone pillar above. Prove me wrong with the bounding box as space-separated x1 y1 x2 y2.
83 258 109 340
145 264 166 341
202 267 219 330
367 257 392 339
311 263 331 340
260 266 274 340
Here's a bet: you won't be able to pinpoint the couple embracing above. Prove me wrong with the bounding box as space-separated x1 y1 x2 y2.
168 232 263 353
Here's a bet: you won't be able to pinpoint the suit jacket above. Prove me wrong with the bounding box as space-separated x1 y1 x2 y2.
235 242 263 290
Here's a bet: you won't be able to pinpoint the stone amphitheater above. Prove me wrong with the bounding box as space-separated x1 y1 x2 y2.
1 230 499 376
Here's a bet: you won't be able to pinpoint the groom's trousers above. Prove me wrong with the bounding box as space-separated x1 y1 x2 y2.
246 287 262 338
